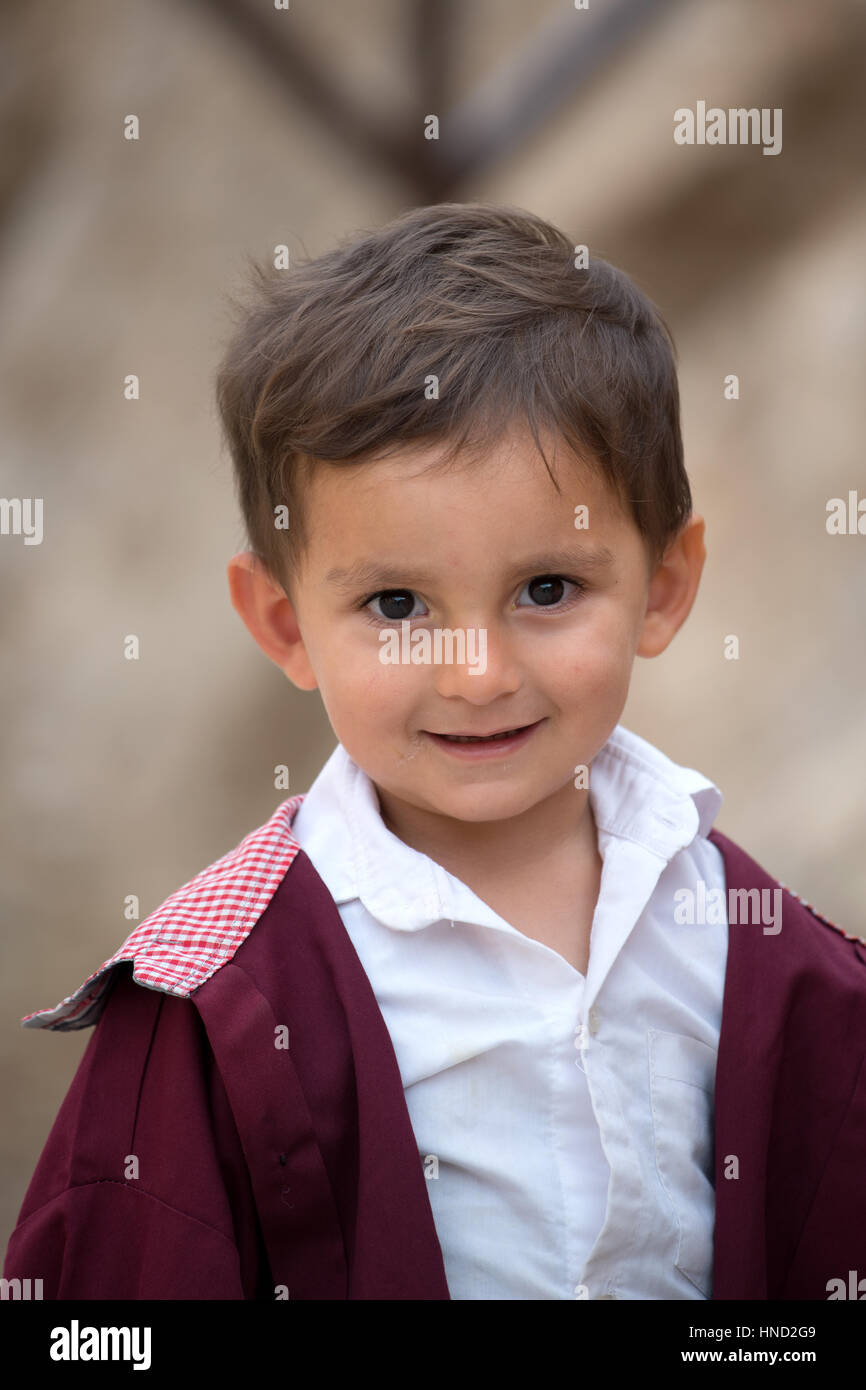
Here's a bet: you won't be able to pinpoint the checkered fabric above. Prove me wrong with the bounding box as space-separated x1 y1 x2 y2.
21 795 306 1031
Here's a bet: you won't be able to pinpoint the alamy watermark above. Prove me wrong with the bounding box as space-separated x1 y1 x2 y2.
49 1320 151 1370
0 497 43 544
674 102 782 156
0 1277 43 1299
827 1270 866 1299
674 880 782 934
378 620 487 674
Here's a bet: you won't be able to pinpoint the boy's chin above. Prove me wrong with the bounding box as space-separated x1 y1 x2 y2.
413 780 562 824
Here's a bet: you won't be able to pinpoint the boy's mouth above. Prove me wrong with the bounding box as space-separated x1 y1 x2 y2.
422 719 544 757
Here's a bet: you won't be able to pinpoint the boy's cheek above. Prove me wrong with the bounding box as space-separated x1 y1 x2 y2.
542 638 629 693
325 664 416 715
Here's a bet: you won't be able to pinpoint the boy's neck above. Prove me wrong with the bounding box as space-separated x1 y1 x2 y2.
376 776 600 891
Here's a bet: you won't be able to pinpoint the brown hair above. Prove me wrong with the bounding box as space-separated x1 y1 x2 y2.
214 202 691 595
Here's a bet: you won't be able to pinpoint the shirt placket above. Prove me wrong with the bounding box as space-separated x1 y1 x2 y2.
572 835 682 1298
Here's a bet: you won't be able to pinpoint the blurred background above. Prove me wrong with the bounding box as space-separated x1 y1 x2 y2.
2 0 865 1262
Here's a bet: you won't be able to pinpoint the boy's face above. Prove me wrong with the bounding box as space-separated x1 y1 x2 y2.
228 424 705 834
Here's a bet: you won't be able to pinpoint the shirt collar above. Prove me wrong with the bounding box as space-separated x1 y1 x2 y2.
295 724 722 933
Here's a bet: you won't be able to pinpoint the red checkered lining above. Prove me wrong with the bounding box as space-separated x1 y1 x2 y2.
22 795 306 1031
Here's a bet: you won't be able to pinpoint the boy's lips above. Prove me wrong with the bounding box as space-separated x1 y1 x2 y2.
421 719 545 757
431 721 539 738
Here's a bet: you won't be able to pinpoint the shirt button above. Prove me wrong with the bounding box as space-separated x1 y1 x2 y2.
588 1006 601 1035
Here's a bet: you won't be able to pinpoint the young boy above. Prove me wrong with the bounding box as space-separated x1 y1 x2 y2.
6 203 866 1302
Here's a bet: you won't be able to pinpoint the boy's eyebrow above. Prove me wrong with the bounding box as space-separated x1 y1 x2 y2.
325 545 617 593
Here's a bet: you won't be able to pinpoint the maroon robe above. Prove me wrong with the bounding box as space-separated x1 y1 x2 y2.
4 806 866 1300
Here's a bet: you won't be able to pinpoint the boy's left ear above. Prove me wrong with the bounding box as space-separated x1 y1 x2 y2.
636 514 706 658
226 551 319 691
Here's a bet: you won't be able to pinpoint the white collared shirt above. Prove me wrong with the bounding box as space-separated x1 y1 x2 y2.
289 723 728 1300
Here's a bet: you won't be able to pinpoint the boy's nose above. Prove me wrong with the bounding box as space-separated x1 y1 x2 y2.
428 624 522 702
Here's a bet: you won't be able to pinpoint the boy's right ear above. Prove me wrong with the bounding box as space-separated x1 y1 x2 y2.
226 551 319 691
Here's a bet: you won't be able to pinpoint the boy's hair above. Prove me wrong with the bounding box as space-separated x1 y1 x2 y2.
215 202 691 595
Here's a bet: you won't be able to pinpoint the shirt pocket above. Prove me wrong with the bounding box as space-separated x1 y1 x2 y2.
648 1028 718 1299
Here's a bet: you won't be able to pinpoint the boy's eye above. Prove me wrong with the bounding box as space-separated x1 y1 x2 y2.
365 589 428 622
515 575 583 608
